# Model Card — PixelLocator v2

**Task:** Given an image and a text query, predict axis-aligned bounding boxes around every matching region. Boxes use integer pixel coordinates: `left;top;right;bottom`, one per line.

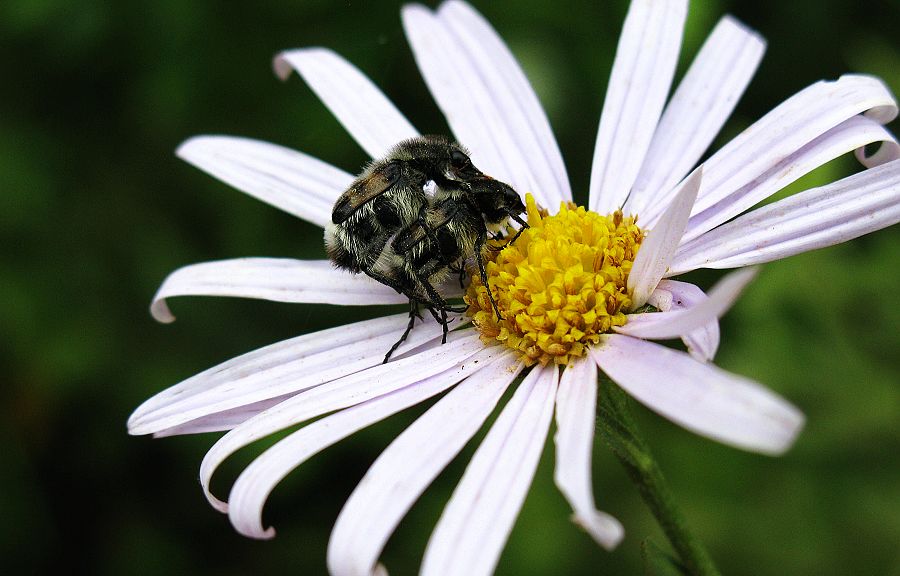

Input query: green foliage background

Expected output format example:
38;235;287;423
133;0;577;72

1;0;897;574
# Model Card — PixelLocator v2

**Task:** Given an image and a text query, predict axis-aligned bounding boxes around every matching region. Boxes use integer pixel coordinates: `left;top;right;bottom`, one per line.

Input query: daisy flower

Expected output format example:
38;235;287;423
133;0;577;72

129;1;899;574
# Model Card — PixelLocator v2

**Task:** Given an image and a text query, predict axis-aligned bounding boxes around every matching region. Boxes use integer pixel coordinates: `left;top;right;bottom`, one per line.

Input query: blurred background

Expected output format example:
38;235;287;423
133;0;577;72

2;0;898;574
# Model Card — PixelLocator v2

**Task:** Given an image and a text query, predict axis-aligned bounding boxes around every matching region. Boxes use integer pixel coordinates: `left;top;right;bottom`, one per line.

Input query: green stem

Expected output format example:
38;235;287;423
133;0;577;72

598;381;722;576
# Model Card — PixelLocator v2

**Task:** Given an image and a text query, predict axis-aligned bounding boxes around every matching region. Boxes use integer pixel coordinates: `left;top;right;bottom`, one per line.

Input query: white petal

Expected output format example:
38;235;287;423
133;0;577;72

131;313;405;421
627;167;702;309
176;135;351;229
626;16;765;216
642;75;897;228
648;280;720;362
227;350;515;540
402;4;565;209
592;335;804;454
618;267;756;339
670;157;900;274
589;0;687;214
150;258;408;323
128;312;452;436
327;351;522;576
678;112;899;242
273;48;419;160
554;359;624;550
200;332;486;512
661;75;897;241
151;396;291;437
421;366;559;576
435;1;571;205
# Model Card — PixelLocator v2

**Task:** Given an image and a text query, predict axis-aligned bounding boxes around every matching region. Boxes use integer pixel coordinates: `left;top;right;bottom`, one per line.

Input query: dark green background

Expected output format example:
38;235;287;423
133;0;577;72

2;0;898;574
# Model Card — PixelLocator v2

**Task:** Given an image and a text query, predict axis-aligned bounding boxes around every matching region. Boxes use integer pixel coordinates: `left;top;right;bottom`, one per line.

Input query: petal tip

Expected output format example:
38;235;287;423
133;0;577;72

762;408;806;456
735;398;805;456
272;47;335;81
401;2;432;27
126;420;150;436
272;51;293;81
235;523;276;540
150;298;176;323
572;511;625;551
720;13;766;45
126;416;145;435
175;135;209;161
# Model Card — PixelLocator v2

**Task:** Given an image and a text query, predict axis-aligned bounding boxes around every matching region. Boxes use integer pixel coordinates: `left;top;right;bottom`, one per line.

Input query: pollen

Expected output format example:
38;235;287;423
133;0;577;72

465;194;644;366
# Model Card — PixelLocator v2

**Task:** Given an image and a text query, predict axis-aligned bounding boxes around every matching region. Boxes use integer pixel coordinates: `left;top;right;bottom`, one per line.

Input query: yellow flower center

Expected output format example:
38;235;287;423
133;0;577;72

465;194;644;366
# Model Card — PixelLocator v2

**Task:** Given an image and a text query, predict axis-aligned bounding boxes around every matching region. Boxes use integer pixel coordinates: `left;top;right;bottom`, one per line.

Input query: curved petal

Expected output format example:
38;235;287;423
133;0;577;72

627;167;702;309
589;0;687;214
670;157;900;274
327;351;522;576
128;312;452;436
421;366;558;576
625;15;765;216
150;258;408;323
227;349;512;540
177;135;351;228
402;4;565;209
200;332;485;512
675;111;900;242
618;267;756;339
592;335;804;454
274;48;419;160
648;280;720;362
640;75;897;237
554;359;624;550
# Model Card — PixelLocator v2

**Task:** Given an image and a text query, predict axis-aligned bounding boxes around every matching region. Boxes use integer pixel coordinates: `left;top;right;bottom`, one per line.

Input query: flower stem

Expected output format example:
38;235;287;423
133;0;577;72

598;380;722;576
